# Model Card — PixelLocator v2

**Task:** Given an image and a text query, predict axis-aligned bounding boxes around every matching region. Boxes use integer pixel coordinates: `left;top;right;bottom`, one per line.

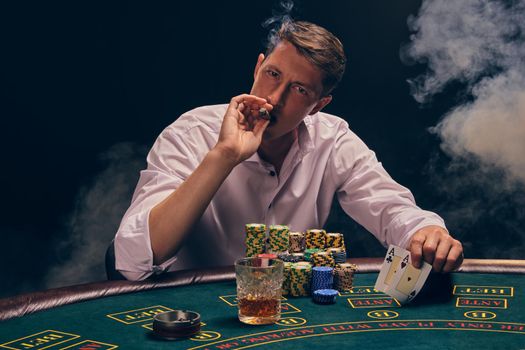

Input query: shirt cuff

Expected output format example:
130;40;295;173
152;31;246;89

393;212;447;250
115;207;178;281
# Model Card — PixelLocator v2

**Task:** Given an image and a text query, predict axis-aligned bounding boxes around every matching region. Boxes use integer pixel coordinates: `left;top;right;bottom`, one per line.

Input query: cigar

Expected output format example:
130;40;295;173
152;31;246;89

259;107;270;120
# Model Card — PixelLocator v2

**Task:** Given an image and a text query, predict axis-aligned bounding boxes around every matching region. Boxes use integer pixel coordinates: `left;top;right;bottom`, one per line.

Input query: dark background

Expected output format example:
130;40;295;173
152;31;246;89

1;0;523;298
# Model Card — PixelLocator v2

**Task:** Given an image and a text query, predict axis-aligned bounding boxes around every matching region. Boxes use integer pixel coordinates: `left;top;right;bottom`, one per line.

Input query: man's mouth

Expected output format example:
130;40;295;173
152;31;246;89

257;107;277;124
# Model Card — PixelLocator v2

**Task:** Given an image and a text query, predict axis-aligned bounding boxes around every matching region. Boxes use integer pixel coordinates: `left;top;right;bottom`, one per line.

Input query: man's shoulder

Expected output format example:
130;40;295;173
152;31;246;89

305;111;355;137
184;104;228;118
166;104;228;135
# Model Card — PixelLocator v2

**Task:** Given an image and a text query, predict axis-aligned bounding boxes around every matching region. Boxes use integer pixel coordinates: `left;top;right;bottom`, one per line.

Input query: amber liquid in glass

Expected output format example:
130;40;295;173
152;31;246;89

238;297;280;324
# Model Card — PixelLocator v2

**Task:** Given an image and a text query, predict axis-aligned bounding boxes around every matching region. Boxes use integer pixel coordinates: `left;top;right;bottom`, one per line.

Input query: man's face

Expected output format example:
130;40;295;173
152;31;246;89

250;41;332;141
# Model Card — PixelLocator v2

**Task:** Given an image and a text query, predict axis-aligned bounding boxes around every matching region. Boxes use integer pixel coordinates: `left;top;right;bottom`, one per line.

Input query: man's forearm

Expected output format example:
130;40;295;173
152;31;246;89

149;148;236;265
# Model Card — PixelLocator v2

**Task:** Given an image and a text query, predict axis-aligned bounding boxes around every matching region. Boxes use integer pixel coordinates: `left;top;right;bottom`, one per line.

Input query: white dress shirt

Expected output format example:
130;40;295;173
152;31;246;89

115;104;445;280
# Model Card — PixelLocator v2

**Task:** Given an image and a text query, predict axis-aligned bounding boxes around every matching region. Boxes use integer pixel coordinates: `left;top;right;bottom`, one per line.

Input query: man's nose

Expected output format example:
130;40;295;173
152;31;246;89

267;83;287;107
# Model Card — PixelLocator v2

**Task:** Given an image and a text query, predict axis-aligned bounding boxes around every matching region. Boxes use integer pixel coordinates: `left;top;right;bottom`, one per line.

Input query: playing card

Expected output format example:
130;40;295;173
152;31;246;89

374;245;410;293
385;251;432;304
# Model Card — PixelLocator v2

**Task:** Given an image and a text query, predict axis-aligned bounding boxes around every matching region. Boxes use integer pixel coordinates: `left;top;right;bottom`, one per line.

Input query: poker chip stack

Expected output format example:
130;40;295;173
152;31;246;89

304;248;322;262
289;262;312;297
312;289;338;304
282;262;293;296
312;251;335;267
305;229;326;249
268;225;290;254
292;252;305;261
327;248;347;264
277;253;301;263
311;266;334;292
325;233;345;249
289;232;306;253
245;224;266;257
243;222;356;298
333;263;358;292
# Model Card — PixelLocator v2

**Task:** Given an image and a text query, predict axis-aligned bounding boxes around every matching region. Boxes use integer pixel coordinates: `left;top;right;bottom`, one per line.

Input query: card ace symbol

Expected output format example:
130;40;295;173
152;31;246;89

386;247;395;264
400;255;409;269
408;290;416;301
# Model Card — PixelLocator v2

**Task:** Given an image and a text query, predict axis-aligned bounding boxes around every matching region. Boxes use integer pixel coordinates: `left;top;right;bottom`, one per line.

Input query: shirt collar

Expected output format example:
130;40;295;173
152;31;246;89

299;114;315;155
245;114;316;163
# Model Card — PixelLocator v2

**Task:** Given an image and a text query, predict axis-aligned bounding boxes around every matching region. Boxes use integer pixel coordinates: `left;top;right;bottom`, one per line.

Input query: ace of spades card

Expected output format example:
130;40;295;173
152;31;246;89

385;250;432;304
374;245;410;293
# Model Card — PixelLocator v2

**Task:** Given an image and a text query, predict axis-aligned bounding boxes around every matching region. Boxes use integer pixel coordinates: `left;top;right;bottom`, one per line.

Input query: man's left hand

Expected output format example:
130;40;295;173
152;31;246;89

409;225;463;273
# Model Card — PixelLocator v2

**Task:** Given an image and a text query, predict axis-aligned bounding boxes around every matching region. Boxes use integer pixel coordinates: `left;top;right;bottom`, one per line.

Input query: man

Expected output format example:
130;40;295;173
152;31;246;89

115;20;463;281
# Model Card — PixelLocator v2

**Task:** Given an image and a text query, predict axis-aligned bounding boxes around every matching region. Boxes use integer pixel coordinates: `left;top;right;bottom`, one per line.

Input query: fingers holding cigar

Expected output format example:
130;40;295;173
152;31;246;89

230;95;273;130
258;107;271;121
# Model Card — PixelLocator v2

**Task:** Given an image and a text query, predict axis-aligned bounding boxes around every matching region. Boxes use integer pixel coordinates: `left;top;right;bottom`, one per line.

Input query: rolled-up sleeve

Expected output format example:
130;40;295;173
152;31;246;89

114;170;182;280
114;119;207;280
330;123;446;249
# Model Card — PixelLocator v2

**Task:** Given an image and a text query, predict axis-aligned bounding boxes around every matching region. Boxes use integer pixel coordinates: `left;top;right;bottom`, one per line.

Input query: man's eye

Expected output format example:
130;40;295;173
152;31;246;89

266;70;279;78
295;86;308;95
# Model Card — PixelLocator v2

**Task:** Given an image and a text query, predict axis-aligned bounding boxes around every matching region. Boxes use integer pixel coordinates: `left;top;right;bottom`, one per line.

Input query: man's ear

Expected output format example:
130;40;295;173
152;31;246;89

254;53;265;80
309;95;333;115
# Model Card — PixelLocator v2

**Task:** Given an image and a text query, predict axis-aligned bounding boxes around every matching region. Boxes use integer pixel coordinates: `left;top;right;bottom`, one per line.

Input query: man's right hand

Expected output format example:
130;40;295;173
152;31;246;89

214;94;273;165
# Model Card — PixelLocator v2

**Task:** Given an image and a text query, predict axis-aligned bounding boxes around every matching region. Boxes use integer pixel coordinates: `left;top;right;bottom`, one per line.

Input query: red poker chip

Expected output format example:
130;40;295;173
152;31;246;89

257;254;277;259
256;253;278;267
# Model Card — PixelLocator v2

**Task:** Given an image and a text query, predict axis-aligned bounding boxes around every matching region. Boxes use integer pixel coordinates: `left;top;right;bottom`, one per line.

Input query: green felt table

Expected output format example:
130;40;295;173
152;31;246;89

1;265;524;350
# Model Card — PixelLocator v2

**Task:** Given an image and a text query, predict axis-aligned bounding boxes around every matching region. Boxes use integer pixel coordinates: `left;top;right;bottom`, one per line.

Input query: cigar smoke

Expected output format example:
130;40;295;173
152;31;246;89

403;0;525;257
44;143;147;288
404;0;525;183
262;0;295;48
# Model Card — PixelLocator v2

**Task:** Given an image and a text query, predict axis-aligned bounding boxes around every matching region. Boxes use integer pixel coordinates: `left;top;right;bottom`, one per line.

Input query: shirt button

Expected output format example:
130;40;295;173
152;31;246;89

269;171;276;176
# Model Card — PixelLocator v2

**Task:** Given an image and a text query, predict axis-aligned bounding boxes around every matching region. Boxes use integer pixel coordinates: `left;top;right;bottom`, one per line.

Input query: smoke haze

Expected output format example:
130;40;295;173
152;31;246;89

404;0;525;258
262;0;295;48
404;0;525;185
44;143;147;288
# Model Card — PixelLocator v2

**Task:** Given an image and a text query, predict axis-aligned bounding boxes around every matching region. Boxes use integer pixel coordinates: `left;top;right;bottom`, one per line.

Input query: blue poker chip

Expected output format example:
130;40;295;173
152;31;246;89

316;289;338;297
312;289;338;304
311;267;334;292
313;267;333;273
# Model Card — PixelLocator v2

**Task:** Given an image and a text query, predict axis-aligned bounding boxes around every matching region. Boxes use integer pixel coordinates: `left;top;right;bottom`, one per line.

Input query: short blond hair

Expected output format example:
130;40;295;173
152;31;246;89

265;20;346;95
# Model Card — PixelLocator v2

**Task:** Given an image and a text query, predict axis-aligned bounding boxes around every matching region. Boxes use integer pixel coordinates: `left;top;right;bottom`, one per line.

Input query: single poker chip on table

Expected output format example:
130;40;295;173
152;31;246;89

312;289;338;304
153;310;201;340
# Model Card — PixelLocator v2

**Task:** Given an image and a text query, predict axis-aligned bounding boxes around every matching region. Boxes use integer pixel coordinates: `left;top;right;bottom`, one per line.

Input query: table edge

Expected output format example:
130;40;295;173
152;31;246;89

1;258;524;321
